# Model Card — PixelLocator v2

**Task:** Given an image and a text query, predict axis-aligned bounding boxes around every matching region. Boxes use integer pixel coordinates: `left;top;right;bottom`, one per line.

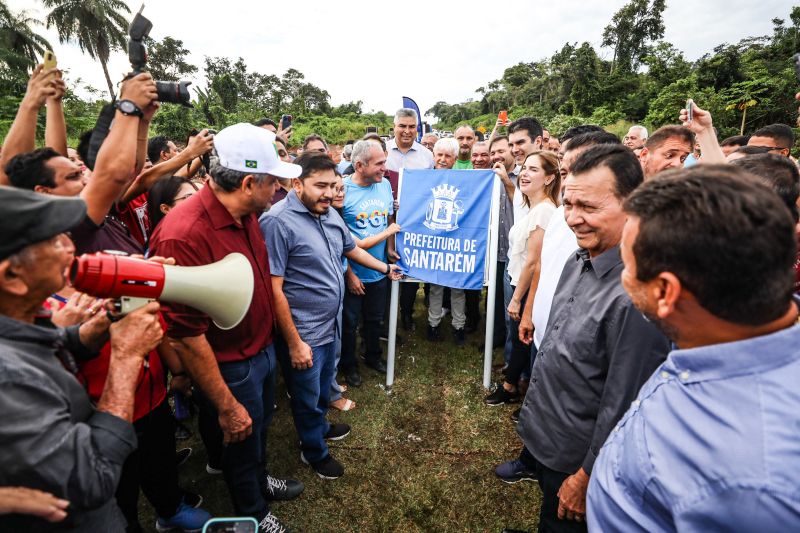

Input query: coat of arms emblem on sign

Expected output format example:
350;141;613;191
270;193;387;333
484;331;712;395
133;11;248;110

424;184;464;231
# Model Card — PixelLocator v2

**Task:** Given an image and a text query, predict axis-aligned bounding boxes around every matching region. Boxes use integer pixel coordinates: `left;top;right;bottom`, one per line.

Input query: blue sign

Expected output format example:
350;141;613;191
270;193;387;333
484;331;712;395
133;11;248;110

397;169;495;290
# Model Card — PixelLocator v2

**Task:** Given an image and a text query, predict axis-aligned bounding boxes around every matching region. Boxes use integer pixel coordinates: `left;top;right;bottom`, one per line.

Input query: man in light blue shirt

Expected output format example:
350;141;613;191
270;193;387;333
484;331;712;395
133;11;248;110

340;140;395;386
588;165;800;531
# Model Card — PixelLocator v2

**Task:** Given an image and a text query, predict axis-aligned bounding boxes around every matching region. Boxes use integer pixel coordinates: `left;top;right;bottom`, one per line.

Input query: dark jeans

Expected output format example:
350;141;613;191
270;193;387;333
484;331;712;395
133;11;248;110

505;285;536;386
519;447;588;533
492;260;508;345
341;277;388;371
282;341;337;463
117;399;182;532
503;269;515;364
196;346;277;519
465;289;481;328
400;281;420;319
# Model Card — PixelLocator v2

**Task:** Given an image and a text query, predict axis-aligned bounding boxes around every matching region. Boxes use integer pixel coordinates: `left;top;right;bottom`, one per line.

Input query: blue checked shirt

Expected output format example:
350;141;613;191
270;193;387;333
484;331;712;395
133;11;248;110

587;323;800;532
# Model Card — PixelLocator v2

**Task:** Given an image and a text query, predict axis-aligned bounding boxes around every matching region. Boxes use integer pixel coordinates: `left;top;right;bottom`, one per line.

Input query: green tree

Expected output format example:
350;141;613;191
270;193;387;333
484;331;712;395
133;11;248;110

568;43;604;116
602;0;666;73
721;79;770;134
0;2;52;71
143;36;197;82
43;0;130;98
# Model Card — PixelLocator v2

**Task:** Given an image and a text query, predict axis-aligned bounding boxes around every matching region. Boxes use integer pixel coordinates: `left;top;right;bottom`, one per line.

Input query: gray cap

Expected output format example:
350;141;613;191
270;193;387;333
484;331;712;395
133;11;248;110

0;186;87;260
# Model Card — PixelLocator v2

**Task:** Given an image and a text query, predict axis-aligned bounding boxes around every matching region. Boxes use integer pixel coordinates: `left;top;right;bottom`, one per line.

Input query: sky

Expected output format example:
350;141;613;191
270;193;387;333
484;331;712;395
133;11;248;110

7;0;795;118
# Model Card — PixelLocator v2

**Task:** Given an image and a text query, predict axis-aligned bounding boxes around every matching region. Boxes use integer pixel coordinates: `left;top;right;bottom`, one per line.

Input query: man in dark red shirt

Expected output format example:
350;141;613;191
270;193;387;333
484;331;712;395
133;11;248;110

149;123;303;530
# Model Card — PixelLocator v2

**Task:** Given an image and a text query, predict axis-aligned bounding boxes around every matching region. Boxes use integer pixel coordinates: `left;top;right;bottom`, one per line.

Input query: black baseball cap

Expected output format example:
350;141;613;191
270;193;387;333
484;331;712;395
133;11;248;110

0;186;87;260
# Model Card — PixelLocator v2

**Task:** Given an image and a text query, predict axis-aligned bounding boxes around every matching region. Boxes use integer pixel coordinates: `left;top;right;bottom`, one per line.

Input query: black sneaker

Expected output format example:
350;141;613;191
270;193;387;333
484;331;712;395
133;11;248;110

182;491;203;509
262;474;304;501
495;458;537;483
324;423;351;441
344;369;362;388
258;511;291;533
301;452;344;480
510;407;521;423
364;358;387;373
174;421;192;441
427;325;440;341
454;327;466;346
175;447;192;467
484;385;519;406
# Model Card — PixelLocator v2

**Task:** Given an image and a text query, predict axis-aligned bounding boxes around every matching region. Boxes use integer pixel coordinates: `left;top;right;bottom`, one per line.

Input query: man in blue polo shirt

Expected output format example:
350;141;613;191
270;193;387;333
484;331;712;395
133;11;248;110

261;154;401;480
340;140;395;387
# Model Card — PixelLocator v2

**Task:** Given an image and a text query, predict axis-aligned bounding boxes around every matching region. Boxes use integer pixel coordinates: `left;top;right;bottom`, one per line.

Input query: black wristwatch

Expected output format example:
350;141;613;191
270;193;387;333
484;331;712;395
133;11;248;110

384;263;391;275
115;99;144;117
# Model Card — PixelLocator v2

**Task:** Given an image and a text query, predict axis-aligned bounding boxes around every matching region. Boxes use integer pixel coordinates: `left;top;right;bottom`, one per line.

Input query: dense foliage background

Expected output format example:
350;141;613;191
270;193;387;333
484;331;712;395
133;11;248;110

1;1;798;147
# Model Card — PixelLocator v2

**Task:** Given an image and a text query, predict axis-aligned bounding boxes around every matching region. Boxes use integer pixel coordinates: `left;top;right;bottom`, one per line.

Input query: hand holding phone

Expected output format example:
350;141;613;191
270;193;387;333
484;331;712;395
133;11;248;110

280;114;292;131
43;50;57;71
498;110;508;125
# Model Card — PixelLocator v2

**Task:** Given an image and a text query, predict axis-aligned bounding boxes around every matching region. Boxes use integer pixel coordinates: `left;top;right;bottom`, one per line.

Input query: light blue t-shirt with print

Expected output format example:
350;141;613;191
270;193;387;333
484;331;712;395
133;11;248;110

342;176;394;283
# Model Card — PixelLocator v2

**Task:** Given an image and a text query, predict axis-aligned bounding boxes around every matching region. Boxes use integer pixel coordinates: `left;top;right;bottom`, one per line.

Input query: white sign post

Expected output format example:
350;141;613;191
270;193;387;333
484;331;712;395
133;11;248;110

385;171;502;392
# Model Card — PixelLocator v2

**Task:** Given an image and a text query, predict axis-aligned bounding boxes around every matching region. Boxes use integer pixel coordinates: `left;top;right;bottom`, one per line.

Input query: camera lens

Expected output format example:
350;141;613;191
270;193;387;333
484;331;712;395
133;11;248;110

155;80;192;106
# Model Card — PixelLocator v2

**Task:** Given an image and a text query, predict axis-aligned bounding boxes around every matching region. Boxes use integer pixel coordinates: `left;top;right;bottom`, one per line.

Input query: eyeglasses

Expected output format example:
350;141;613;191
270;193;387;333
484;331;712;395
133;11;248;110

172;193;194;204
756;146;787;152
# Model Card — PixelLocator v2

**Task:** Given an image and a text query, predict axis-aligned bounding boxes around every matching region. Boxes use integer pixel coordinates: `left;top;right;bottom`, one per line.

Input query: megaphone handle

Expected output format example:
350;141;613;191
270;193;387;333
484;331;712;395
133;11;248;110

118;296;156;314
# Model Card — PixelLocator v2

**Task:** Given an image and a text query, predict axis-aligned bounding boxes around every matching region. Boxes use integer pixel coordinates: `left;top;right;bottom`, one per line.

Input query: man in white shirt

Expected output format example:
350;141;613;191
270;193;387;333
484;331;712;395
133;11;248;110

387;108;434;331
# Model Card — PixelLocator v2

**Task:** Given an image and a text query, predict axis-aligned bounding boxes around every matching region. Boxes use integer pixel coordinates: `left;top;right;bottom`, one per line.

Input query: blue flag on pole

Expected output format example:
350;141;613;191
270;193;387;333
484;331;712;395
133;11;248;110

402;96;423;142
396;169;495;290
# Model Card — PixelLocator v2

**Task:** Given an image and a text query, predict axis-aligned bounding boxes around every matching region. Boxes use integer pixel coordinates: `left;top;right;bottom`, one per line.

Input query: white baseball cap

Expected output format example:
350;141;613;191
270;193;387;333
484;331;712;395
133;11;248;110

214;123;301;179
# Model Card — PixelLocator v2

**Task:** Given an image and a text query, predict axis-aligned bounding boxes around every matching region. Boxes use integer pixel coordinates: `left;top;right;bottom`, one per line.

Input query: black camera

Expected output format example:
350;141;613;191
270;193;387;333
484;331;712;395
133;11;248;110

128;5;191;106
83;5;192;170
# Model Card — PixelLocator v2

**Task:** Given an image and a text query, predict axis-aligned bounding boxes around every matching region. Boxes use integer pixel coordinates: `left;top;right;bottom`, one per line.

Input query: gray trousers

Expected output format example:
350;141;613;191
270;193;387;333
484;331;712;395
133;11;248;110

428;285;466;329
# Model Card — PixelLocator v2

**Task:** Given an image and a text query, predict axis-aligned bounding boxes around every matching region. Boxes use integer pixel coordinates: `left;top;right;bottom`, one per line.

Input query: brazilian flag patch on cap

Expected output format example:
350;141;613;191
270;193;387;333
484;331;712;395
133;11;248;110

245;160;257;169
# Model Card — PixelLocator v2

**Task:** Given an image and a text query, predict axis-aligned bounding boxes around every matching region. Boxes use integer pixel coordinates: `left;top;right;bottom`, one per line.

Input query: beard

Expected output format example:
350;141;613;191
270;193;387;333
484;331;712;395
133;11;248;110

639;307;679;344
300;191;330;214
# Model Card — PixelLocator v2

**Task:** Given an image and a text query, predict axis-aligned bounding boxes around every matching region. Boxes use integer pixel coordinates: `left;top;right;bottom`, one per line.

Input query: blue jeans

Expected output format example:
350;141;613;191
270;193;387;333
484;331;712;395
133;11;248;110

286;341;337;463
197;346;276;520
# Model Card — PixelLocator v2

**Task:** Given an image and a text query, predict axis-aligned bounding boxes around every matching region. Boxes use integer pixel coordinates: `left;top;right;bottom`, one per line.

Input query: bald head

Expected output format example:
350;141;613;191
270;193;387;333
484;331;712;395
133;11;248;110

455;125;476;160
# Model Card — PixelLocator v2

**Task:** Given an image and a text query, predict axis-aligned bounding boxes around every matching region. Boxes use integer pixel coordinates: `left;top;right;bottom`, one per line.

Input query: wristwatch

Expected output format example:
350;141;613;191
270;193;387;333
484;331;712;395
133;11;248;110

115;99;144;117
384;263;391;275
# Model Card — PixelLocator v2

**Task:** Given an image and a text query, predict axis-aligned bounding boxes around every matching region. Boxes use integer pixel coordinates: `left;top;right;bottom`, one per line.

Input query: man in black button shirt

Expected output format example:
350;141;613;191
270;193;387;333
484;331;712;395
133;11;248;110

495;144;670;532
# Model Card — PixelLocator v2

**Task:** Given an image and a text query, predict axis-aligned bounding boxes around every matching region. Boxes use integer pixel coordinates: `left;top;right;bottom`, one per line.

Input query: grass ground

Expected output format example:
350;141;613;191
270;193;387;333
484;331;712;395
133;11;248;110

140;298;542;532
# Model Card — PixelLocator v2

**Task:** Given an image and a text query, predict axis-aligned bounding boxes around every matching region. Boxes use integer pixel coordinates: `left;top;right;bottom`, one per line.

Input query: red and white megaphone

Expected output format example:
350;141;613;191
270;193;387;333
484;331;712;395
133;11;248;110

70;252;254;330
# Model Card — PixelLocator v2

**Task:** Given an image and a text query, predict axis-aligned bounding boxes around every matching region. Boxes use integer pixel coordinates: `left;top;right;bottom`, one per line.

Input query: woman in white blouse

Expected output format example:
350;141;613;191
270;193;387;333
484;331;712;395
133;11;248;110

485;150;560;405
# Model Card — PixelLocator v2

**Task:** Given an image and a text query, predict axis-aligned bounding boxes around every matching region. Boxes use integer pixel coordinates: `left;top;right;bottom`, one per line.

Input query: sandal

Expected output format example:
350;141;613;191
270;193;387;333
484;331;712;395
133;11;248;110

330;398;356;411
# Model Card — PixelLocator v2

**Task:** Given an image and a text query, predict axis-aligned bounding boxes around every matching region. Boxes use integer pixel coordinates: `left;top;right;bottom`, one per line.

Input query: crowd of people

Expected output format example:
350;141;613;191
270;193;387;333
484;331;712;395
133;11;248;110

0;61;798;533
